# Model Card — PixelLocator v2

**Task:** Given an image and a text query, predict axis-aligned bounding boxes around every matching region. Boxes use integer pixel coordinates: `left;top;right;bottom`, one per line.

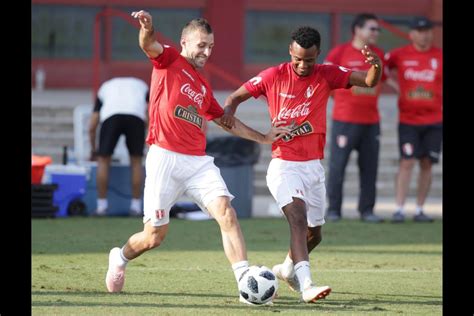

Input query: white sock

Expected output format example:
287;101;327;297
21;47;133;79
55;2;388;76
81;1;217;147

281;254;295;278
415;205;423;215
115;246;129;268
130;198;142;212
97;198;108;212
294;261;312;291
395;205;404;214
232;260;249;282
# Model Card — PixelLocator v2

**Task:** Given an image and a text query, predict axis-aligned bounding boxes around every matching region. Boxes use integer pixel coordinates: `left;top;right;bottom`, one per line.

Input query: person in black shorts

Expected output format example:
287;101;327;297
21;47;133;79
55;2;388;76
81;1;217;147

89;76;149;216
395;122;442;221
385;17;442;222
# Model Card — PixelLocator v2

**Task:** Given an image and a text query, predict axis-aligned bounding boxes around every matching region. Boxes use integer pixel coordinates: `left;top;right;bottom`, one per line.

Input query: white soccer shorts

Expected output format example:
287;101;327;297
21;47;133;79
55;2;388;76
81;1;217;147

143;145;234;226
266;158;326;227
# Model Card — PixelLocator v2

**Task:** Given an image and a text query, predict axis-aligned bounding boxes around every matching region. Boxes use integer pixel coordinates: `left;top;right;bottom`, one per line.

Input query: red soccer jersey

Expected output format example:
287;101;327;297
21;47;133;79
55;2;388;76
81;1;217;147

244;62;352;161
385;44;443;125
325;43;386;123
146;45;224;155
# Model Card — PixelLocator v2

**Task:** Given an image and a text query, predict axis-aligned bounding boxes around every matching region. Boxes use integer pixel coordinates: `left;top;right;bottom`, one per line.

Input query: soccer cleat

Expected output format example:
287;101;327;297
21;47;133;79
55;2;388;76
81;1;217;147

93;208;107;217
301;285;332;303
361;212;384;223
105;247;126;292
391;211;405;223
272;264;300;292
326;210;342;222
239;294;274;306
413;212;434;223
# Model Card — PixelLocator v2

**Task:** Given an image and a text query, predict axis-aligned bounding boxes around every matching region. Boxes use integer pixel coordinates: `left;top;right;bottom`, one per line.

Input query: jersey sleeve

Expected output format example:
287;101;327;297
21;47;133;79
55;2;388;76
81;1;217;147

322;64;353;90
149;45;180;69
243;67;276;98
204;95;225;121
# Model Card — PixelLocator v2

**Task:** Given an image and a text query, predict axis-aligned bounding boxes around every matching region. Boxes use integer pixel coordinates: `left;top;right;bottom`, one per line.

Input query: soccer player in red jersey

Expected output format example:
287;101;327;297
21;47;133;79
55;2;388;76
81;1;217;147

105;10;290;303
385;17;442;223
221;26;382;303
324;13;386;223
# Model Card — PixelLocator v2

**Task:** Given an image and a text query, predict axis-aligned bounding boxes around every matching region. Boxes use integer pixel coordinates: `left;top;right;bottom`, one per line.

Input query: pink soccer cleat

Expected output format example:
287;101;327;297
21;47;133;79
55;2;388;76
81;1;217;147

105;247;126;292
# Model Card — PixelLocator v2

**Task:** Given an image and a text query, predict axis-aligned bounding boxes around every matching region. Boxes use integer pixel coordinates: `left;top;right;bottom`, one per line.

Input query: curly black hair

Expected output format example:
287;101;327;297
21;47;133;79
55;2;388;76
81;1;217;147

291;26;321;49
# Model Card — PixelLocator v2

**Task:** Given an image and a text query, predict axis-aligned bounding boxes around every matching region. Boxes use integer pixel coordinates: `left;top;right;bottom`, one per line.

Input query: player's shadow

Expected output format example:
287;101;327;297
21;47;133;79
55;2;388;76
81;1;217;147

32;290;235;299
31;290;441;312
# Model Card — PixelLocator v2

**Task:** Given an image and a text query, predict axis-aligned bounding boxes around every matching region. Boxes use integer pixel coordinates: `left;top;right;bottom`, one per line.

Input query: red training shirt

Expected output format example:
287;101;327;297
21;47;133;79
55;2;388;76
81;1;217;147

385;44;443;125
325;43;386;124
244;62;352;161
146;45;224;155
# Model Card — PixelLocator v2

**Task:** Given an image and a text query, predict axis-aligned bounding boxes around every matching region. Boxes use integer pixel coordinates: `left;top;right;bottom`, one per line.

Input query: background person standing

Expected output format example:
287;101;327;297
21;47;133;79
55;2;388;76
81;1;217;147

89;76;149;216
384;17;442;223
324;13;386;223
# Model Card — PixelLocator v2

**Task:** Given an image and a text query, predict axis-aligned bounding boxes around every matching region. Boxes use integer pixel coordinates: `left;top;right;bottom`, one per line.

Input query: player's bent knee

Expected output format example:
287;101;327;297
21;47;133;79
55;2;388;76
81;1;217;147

312;233;322;246
145;232;166;250
291;215;307;230
285;208;307;228
216;207;239;231
145;236;162;250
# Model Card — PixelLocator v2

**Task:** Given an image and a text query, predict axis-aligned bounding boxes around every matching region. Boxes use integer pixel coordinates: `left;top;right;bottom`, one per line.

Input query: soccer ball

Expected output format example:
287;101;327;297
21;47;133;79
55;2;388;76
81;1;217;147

238;265;278;305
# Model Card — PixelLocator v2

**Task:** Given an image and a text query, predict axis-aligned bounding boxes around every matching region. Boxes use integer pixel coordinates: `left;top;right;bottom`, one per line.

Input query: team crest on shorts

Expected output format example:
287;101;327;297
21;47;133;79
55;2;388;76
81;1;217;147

403;143;414;156
155;209;165;219
337;135;347;148
296;189;304;196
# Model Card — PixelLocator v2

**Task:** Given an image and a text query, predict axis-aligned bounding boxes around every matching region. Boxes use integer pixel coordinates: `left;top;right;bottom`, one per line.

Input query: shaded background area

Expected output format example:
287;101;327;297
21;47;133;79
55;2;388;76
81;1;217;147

31;0;443;214
31;0;442;90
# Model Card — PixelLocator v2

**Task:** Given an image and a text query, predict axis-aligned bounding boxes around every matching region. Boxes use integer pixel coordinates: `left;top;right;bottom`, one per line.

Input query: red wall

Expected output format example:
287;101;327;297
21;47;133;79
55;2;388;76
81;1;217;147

32;0;442;90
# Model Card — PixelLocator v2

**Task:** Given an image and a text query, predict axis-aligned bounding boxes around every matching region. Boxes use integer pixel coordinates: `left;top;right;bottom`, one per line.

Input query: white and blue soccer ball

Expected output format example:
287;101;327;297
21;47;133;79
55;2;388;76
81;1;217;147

238;265;278;305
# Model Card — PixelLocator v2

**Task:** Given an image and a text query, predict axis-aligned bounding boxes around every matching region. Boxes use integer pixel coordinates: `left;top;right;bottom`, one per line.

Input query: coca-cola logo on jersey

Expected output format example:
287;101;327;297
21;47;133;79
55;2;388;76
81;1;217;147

404;68;436;82
276;102;311;120
180;83;204;108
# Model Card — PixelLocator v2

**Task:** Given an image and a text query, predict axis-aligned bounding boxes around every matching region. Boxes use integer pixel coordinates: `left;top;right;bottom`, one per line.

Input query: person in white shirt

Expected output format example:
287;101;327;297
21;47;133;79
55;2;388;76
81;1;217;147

88;76;149;216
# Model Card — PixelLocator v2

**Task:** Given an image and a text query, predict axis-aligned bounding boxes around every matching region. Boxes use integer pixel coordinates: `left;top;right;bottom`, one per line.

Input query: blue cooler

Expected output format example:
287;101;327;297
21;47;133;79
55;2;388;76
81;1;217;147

81;162;144;216
43;164;88;217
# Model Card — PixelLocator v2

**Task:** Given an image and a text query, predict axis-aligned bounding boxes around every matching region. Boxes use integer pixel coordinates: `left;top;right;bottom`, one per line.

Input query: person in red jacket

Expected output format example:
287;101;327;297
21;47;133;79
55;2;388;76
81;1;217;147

385;17;442;223
324;13;386;223
221;26;382;303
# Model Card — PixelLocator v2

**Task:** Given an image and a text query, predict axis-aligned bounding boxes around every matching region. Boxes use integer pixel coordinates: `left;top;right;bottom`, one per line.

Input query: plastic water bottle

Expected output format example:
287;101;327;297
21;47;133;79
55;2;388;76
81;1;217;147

67;147;76;164
62;145;68;165
35;67;45;91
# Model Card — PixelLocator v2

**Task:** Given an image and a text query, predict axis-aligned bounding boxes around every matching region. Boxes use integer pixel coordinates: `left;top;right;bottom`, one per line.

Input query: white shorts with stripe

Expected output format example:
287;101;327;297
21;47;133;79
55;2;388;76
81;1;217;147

143;144;234;226
266;158;326;227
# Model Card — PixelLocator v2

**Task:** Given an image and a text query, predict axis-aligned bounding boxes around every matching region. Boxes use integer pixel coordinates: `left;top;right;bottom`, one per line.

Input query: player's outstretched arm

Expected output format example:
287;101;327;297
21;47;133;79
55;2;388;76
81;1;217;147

349;45;382;88
131;10;163;58
221;85;253;129
213;117;291;144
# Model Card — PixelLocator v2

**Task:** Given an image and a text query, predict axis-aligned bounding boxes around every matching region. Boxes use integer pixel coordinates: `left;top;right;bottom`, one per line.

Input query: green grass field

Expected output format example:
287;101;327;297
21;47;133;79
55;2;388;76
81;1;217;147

32;217;442;315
